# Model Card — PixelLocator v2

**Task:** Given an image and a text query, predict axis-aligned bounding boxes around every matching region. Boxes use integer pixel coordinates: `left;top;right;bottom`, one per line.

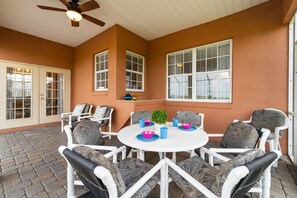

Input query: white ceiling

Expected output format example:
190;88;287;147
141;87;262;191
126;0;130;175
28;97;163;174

0;0;269;47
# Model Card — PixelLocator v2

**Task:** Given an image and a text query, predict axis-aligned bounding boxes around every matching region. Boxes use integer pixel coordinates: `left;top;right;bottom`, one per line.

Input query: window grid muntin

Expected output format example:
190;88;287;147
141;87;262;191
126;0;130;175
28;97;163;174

6;67;32;120
167;39;232;103
126;51;144;91
95;51;108;91
46;72;64;116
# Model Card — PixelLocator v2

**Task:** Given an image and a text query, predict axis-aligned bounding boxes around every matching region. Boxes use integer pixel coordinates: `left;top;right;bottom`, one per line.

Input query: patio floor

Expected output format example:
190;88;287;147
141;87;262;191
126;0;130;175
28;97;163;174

0;125;297;198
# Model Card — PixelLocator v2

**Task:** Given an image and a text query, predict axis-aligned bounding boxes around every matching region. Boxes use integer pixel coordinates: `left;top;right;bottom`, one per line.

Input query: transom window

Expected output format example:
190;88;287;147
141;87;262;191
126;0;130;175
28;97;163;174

167;39;232;102
126;51;144;91
94;51;108;91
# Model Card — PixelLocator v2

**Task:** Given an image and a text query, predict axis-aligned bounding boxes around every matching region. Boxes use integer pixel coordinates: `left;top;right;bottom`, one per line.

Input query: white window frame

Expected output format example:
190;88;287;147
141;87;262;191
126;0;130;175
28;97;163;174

166;39;232;103
126;51;145;92
94;50;108;91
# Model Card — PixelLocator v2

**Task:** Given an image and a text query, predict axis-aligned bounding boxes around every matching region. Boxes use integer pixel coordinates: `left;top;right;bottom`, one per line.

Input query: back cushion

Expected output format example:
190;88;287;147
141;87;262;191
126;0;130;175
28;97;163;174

221;122;259;149
210;149;265;195
251;109;286;135
72;104;86;116
73;120;105;145
176;111;201;127
131;110;152;124
93;106;107;124
102;106;112;125
73;146;126;195
82;104;91;114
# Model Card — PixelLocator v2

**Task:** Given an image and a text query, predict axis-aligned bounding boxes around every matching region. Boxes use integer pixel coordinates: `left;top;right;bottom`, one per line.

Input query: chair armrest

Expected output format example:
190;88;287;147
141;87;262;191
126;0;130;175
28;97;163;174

94;117;110;121
258;128;270;151
101;132;118;136
208;148;250;154
80;112;92;116
78;116;92;121
233;118;251;124
68;114;78;125
61;112;72;118
207;134;224;137
103;146;127;162
71;144;122;163
200;147;231;166
64;125;76;146
70;144;118;151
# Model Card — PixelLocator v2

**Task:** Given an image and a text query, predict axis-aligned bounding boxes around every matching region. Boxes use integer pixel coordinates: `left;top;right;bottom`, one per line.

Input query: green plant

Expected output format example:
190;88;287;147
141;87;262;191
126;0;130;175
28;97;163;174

151;109;168;124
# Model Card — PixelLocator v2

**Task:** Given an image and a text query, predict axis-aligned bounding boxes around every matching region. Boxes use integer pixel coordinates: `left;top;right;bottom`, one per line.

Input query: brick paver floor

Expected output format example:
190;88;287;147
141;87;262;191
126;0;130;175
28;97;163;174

0;124;296;197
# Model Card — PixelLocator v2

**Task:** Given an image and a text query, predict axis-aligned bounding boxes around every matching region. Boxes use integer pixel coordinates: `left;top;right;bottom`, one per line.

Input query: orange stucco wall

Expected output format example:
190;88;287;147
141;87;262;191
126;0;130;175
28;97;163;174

73;25;150;130
148;0;289;153
0;27;74;69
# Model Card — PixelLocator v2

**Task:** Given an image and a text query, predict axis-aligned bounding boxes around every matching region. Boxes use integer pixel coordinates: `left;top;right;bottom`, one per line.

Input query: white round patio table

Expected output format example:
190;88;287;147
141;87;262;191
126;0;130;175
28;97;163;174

118;122;209;161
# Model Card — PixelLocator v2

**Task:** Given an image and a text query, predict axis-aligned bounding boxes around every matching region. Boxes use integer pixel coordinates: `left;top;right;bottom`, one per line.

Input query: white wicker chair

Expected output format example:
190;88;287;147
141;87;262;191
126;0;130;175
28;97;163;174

61;103;93;132
168;149;281;198
240;108;289;167
59;145;162;198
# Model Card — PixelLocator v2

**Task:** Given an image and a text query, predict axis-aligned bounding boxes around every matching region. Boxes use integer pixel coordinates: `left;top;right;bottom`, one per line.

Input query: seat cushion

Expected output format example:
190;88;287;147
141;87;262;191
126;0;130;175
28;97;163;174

251;109;286;138
118;158;159;198
221;121;259;149
73;120;105;145
196;140;236;165
100;136;132;158
169;156;219;198
72;104;86;116
210;149;265;195
131;110;152;125
62;116;78;123
176;111;201;127
73;146;126;196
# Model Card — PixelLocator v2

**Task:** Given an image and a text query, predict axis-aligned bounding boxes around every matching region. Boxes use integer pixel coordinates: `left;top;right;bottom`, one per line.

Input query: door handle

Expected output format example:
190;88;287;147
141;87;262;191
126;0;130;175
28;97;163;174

40;97;44;100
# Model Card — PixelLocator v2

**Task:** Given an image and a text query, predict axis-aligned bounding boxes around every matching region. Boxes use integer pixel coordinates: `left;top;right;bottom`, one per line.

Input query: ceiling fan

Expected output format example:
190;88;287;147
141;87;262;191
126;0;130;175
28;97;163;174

37;0;105;27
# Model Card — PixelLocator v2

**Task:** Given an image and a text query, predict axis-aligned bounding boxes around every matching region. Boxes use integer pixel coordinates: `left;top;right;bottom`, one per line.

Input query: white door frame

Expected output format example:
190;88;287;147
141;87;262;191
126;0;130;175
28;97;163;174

288;17;297;164
0;60;71;129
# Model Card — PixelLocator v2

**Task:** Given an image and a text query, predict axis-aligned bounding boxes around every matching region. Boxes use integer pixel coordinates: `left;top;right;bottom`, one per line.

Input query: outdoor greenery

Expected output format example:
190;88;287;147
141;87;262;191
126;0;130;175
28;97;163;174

151;109;168;124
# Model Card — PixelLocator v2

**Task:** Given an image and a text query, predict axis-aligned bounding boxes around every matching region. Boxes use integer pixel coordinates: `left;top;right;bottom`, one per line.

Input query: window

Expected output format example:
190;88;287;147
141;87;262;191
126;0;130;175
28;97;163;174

126;51;144;91
167;39;232;102
94;51;108;91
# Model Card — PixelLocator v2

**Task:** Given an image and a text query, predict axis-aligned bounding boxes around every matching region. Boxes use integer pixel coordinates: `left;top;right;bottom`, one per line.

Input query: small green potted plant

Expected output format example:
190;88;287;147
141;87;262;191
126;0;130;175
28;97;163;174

152;109;168;135
152;109;168;124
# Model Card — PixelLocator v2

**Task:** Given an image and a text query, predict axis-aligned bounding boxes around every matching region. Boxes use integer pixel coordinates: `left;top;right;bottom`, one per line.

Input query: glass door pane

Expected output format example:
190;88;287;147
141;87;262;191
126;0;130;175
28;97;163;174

46;72;64;116
6;67;32;120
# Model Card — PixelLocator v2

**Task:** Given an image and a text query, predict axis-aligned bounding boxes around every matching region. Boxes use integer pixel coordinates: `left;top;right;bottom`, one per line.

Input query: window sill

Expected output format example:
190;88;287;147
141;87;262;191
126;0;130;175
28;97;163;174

165;100;233;110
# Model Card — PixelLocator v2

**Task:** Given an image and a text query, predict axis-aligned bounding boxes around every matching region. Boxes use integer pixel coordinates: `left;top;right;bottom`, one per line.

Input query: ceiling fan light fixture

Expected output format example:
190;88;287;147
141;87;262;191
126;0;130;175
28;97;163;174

66;10;82;21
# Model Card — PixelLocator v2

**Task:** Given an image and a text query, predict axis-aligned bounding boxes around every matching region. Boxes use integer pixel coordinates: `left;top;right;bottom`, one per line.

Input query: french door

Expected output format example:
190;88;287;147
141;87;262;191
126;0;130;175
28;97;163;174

0;60;70;129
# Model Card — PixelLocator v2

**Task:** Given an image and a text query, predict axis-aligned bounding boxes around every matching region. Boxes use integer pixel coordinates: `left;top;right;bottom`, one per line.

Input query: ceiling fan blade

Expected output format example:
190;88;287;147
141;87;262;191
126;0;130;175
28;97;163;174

78;0;99;12
59;0;71;9
71;20;79;27
82;14;105;26
37;5;66;12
